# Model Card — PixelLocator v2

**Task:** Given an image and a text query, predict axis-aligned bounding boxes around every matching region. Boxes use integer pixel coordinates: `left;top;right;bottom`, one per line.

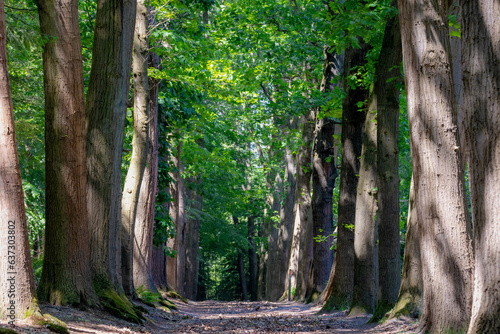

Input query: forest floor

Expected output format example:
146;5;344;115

1;299;419;333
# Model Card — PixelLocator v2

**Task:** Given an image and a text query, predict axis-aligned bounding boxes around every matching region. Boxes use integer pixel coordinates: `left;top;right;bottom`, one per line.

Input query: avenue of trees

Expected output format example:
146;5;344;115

1;0;500;333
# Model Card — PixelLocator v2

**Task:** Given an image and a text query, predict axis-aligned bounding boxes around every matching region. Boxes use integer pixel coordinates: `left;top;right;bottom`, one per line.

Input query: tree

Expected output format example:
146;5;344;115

373;5;402;319
398;0;474;332
322;42;369;312
85;0;136;296
310;48;341;296
0;0;40;318
121;0;150;295
36;0;97;306
462;1;500;332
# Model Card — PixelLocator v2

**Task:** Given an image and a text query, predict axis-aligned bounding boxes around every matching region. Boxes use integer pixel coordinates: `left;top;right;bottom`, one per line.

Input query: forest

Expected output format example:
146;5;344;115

0;0;499;333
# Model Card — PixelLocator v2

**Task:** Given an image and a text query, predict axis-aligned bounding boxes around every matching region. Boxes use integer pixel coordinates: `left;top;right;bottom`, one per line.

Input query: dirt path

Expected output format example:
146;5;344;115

1;300;419;333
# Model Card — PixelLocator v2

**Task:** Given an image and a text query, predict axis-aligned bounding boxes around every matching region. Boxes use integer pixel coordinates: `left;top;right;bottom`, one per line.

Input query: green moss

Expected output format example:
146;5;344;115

387;291;421;319
165;290;188;304
320;295;351;313
305;290;320;304
159;298;178;310
0;328;19;334
93;277;145;324
369;300;394;323
33;314;69;334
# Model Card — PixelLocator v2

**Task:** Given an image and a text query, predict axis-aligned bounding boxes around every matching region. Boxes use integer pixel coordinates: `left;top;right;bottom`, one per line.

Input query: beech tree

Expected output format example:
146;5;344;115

0;0;40;318
36;0;97;306
398;0;474;332
462;1;500;332
85;0;136;297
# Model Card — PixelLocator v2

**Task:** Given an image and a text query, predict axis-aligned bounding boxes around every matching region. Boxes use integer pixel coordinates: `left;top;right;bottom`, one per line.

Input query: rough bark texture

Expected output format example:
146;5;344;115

0;2;40;318
310;48;341;295
121;0;149;295
152;244;167;290
350;78;378;316
35;0;97;306
373;7;402;319
398;0;474;332
86;0;137;292
462;1;500;332
322;43;368;312
288;111;315;301
389;177;422;319
132;0;158;294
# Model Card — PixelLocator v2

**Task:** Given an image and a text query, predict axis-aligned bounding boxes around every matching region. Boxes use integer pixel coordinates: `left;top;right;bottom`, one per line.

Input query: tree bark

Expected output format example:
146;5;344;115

86;0;136;293
311;48;342;295
121;0;150;296
167;140;186;295
131;0;158;294
35;0;97;306
374;6;402;318
462;1;500;332
389;176;422;319
398;0;474;332
322;43;368;312
0;1;40;318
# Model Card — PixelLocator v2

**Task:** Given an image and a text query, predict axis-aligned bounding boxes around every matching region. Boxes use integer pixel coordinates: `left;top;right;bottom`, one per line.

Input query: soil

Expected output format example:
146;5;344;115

0;299;419;333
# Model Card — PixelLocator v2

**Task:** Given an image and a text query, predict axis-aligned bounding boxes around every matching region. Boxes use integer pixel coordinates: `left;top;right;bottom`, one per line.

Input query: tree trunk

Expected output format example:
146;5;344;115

462;1;500;332
184;184;202;300
350;75;377;316
132;0;158;294
399;0;474;332
288;110;315;301
322;43;368;312
247;216;258;301
233;216;248;301
86;0;136;293
0;2;40;318
152;244;167;290
389;176;422;319
35;0;97;306
373;6;403;319
311;48;342;295
167;140;186;295
121;0;150;296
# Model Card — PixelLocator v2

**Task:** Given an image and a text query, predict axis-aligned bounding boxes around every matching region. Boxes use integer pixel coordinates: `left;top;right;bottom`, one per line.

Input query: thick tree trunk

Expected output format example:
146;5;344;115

86;0;136;293
389;177;422;319
121;0;150;296
311;48;342;295
322;43;368;312
152;244;167;290
0;3;40;318
399;1;474;332
288;110;315;301
247;216;258;301
350;76;378;315
462;1;500;332
373;7;403;319
35;0;97;306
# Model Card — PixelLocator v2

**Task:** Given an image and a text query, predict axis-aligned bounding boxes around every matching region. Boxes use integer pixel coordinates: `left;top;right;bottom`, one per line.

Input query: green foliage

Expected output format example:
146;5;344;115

136;285;162;305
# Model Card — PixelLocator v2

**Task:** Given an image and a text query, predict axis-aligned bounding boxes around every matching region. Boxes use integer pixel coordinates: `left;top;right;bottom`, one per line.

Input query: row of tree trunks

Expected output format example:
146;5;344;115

310;47;341;297
321;41;368;312
0;0;40;318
